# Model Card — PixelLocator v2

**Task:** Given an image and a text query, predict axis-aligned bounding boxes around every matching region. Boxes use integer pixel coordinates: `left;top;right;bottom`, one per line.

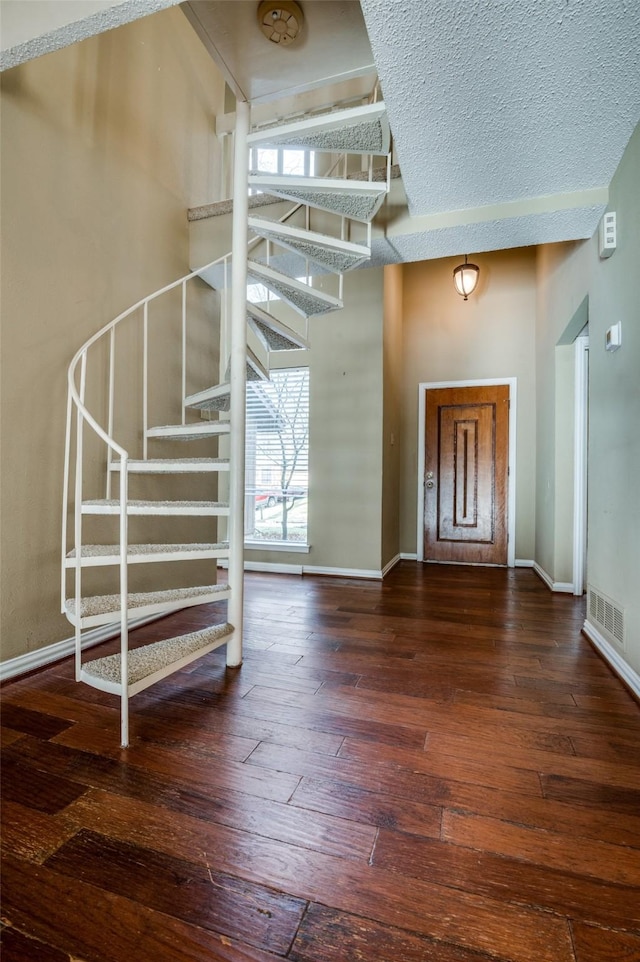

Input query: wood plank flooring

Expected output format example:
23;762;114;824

2;562;639;962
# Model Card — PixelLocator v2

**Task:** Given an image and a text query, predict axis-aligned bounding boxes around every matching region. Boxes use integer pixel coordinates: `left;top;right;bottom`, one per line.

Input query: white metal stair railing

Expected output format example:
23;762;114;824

62;255;239;748
240;98;391;332
199;97;392;369
62;94;390;748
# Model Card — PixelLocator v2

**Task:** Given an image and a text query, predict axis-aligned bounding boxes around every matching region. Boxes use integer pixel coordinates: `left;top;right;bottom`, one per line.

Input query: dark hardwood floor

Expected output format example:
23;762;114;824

2;562;640;962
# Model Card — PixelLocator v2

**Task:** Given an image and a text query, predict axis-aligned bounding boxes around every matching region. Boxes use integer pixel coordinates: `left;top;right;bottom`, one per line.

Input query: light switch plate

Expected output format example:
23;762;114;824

605;322;622;352
599;211;616;258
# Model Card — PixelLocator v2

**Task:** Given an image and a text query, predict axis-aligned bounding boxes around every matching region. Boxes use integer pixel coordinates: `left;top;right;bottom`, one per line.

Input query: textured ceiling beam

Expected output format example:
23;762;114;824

371;204;609;267
0;0;181;72
379;184;610;241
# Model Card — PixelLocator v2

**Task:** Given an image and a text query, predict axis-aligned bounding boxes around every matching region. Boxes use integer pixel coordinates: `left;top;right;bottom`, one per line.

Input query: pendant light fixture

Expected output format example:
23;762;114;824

453;254;480;300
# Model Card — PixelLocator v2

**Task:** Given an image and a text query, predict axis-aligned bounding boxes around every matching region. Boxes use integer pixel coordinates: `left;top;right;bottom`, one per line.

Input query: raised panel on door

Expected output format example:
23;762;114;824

424;385;509;565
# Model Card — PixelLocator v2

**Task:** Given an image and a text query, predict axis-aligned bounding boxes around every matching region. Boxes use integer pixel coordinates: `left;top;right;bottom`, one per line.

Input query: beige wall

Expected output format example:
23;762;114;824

398;249;538;560
536;122;640;678
381;263;403;568
244;266;386;574
588;123;640;676
1;7;225;661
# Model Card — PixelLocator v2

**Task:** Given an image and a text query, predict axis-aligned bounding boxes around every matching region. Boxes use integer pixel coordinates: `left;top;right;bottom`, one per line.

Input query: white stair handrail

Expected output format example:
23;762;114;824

66;255;230;445
62;253;231;618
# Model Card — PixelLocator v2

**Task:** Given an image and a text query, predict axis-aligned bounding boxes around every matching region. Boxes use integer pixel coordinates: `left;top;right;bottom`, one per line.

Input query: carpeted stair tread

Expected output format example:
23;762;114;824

247;176;387;224
247;261;342;318
250;318;307;352
83;622;233;686
224;350;269;384
246;305;309;353
110;458;230;472
185;383;231;413
146;422;231;441
67;542;228;558
247;102;390;156
82;499;229;513
248;217;371;274
66;584;229;619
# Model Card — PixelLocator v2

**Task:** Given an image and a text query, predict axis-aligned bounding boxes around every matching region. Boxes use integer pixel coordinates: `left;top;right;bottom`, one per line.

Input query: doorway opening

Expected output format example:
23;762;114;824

573;332;589;595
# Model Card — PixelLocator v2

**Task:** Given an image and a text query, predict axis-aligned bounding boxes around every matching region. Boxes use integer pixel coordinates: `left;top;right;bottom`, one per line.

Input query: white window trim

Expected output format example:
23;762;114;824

245;540;310;553
245;367;310;549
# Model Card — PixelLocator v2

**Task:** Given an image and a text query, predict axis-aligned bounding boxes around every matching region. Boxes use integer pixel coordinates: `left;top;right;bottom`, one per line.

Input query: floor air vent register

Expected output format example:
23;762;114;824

587;585;625;649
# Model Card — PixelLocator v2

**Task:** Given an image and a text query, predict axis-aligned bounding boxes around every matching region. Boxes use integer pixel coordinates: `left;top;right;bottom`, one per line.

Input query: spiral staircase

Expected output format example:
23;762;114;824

62;98;391;746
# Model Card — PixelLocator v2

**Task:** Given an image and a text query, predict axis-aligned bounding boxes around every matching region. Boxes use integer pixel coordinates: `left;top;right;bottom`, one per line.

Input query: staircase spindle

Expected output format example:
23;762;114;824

143;302;149;461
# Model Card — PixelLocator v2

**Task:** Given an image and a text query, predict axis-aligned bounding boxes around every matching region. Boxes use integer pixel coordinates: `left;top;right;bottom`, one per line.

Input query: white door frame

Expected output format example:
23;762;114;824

572;335;589;595
417;379;517;567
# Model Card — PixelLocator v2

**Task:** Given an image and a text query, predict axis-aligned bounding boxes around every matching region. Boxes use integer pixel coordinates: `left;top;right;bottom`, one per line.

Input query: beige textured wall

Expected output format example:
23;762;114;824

243;266;386;574
536;122;640;677
1;8;225;661
589;123;640;674
381;263;403;568
399;249;538;560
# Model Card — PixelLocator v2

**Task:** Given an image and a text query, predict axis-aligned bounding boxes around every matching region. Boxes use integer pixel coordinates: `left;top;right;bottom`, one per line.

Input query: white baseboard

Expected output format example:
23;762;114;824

239;560;303;575
515;558;534;567
304;563;381;580
381;554;401;577
0;614;163;682
583;619;640;700
219;560;384;579
533;562;574;593
400;552;418;561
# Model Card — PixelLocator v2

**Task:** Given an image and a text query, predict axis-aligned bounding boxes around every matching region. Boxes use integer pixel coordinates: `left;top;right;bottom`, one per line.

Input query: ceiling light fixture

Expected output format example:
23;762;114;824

453;255;480;301
257;1;304;46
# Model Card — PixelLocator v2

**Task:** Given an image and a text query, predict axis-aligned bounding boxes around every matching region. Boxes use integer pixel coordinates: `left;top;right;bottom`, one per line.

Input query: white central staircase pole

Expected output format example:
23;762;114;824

226;98;249;667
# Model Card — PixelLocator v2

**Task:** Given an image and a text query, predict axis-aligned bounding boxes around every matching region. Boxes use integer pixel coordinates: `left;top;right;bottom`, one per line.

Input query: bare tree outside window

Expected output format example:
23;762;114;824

246;368;309;543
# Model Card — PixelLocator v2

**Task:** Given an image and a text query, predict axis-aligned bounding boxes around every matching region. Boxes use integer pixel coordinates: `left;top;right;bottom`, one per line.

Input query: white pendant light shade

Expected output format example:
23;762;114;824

453;255;480;300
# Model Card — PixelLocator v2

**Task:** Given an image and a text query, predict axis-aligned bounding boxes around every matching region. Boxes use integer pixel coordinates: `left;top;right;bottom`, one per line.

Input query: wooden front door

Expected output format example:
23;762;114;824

424;385;509;565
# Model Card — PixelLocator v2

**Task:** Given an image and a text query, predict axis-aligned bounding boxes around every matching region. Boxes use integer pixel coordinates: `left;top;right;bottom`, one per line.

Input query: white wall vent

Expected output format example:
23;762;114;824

587;585;625;649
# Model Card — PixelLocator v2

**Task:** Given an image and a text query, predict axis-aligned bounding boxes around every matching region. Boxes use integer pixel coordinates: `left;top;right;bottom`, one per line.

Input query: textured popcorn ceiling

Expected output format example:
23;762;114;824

14;1;638;258
195;0;639;256
360;0;640;228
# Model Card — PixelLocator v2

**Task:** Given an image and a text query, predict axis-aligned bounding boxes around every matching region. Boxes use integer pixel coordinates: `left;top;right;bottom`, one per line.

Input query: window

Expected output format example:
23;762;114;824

249;146;315;195
245;368;309;545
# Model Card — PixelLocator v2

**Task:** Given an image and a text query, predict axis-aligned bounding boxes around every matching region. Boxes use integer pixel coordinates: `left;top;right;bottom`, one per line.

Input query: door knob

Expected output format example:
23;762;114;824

426;479;434;489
